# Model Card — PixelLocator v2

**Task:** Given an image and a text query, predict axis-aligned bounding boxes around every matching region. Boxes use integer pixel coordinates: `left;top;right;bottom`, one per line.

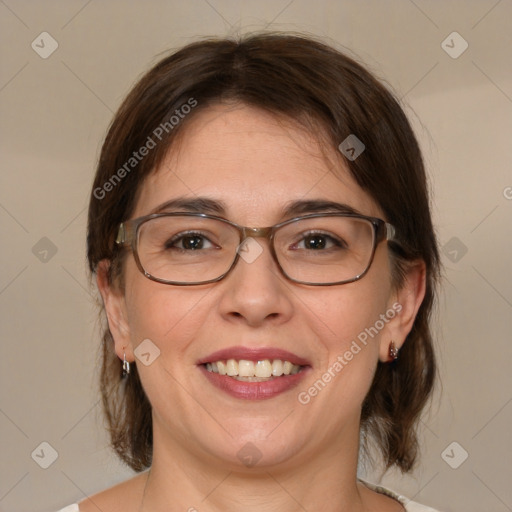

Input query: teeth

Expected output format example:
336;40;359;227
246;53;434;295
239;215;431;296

238;360;254;377
233;375;273;382
272;359;283;376
217;361;227;375
255;360;272;378
226;359;238;376
205;358;302;378
283;361;293;375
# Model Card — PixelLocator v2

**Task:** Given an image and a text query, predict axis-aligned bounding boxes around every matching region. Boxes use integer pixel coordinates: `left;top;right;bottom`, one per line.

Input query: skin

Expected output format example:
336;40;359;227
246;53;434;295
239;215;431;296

89;104;426;512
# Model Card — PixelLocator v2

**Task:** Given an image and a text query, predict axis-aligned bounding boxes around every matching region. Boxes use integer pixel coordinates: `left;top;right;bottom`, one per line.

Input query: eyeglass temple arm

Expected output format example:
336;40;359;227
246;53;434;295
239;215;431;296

115;222;137;246
385;222;396;241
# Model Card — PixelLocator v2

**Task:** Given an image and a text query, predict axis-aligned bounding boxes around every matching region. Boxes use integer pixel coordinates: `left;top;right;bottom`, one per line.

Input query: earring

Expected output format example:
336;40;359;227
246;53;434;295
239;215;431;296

388;341;399;362
122;352;131;377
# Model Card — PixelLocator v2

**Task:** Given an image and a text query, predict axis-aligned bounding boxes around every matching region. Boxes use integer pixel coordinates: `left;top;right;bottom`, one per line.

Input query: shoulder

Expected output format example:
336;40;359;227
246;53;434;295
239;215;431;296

73;472;148;512
359;479;443;512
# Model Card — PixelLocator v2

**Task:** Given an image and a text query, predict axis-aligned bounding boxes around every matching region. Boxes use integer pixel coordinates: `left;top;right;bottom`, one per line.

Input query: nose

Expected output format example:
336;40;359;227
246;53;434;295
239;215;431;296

217;237;294;327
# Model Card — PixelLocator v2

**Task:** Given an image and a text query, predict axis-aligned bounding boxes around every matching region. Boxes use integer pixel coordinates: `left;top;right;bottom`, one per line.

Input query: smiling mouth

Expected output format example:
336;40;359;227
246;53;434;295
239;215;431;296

203;359;305;382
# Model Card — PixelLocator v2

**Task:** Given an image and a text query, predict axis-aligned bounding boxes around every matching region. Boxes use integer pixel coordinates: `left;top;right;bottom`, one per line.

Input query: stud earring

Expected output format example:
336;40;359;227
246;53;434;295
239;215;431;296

122;352;131;377
388;341;399;362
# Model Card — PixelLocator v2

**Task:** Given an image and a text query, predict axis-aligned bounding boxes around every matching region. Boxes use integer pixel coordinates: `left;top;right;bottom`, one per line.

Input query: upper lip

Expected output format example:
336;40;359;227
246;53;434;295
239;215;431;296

197;346;311;367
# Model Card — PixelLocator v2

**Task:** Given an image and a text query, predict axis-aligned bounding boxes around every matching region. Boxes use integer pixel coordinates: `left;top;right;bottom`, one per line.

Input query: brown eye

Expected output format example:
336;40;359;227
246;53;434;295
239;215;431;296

303;234;328;249
292;232;345;251
166;233;214;250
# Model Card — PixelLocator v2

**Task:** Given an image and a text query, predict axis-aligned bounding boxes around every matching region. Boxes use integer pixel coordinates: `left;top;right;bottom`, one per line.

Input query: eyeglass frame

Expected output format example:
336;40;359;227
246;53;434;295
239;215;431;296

115;211;396;286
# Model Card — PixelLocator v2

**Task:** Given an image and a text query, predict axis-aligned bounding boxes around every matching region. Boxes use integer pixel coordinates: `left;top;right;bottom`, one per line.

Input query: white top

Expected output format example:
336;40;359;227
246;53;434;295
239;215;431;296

361;480;441;511
56;480;441;511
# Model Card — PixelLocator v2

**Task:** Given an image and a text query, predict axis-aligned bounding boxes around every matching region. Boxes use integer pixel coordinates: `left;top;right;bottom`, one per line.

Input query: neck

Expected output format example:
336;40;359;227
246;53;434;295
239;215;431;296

139;417;366;512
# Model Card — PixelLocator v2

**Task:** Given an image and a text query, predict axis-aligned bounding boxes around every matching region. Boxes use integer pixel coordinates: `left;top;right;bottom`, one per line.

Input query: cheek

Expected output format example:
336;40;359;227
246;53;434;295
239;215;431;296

299;276;392;352
294;288;388;423
295;257;393;399
122;260;210;351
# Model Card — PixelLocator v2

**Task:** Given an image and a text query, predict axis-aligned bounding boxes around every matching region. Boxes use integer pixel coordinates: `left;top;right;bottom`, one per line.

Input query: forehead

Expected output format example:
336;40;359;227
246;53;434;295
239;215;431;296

133;104;380;222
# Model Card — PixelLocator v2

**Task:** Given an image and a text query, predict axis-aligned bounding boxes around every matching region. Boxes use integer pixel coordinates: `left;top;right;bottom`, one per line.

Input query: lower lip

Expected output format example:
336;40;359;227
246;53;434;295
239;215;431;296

199;365;310;400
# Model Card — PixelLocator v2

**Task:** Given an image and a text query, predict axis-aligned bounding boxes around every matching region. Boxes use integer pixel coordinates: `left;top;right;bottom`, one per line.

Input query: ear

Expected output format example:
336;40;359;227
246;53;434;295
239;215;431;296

378;260;426;362
96;259;134;362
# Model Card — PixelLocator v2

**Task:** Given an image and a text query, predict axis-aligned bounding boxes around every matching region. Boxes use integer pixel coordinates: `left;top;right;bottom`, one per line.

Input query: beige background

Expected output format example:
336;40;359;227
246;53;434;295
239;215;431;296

1;1;511;511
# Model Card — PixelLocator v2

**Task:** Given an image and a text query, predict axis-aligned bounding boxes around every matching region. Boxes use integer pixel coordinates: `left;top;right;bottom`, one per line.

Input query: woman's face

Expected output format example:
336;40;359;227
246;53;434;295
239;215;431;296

105;104;411;471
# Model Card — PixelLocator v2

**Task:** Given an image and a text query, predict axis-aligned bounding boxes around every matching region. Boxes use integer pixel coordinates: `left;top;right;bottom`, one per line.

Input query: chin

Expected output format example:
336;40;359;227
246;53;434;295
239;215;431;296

204;428;308;471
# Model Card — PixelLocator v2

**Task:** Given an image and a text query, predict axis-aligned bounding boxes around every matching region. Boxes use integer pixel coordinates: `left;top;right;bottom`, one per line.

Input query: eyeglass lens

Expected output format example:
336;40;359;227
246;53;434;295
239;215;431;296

135;215;376;285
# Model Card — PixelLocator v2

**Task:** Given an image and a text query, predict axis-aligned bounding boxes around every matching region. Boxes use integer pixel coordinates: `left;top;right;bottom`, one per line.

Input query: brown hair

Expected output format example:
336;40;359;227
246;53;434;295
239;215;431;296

87;32;440;473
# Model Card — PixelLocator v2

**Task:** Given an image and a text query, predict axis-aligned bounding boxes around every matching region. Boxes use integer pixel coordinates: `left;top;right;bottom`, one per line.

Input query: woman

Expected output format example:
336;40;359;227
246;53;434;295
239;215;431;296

60;33;442;511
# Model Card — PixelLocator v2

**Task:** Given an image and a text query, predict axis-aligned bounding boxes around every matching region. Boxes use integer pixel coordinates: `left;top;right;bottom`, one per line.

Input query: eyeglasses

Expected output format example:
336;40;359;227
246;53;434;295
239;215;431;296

115;212;396;286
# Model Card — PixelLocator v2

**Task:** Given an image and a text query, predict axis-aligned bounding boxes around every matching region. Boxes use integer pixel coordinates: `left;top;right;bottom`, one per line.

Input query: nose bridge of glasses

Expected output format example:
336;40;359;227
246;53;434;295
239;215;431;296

241;226;273;240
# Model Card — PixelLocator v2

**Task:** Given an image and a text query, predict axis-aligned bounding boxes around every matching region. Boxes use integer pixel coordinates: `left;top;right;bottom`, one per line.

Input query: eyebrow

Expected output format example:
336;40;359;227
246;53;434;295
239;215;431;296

150;197;362;219
151;197;228;215
282;199;363;217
